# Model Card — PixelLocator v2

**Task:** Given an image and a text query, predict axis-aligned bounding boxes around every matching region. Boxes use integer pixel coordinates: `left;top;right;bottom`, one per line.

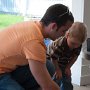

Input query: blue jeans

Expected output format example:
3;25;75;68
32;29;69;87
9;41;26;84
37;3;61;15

0;60;55;90
0;73;24;90
52;67;73;90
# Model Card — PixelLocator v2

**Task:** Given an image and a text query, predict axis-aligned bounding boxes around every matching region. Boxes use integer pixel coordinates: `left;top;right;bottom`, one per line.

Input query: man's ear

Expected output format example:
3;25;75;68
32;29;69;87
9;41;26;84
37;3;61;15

51;23;57;31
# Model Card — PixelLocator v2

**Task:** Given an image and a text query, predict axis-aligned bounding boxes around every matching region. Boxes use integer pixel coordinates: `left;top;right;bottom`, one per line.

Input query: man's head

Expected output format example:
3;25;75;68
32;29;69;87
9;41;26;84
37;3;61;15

65;22;87;49
40;4;74;40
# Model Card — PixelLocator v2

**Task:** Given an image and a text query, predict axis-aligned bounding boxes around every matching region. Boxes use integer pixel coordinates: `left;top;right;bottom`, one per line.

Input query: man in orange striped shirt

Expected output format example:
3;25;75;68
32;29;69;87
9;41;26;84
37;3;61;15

0;4;74;90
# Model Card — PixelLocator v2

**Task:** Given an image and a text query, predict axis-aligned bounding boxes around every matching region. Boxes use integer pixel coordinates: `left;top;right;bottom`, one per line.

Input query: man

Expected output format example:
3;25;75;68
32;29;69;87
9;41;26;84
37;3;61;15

0;4;74;90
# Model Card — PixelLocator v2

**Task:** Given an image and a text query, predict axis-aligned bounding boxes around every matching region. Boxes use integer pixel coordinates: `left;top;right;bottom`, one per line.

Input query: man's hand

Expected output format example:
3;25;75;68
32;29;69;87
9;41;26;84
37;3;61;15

28;59;60;90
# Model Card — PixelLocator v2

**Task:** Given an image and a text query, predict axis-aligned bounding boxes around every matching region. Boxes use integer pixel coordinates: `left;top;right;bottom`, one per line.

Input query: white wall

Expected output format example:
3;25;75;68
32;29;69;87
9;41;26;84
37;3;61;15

71;0;84;85
72;0;84;22
84;0;90;38
71;0;90;85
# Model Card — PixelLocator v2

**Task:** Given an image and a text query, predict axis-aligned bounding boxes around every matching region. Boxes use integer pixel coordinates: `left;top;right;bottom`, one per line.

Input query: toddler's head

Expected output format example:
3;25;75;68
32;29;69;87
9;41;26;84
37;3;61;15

65;22;87;49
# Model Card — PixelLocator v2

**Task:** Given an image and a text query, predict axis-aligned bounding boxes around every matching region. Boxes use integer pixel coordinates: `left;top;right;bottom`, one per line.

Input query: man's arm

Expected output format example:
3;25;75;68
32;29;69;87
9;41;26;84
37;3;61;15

28;59;60;90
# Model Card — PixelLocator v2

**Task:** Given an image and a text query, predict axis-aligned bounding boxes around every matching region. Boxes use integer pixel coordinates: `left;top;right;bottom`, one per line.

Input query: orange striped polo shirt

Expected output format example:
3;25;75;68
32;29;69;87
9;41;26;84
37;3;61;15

0;21;46;74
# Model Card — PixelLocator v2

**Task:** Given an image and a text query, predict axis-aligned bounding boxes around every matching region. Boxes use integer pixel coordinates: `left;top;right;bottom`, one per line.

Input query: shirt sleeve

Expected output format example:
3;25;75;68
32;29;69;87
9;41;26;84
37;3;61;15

22;40;46;63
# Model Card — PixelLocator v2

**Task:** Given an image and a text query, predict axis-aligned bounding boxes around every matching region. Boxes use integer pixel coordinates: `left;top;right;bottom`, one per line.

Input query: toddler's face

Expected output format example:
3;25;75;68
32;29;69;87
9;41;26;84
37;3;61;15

67;37;81;49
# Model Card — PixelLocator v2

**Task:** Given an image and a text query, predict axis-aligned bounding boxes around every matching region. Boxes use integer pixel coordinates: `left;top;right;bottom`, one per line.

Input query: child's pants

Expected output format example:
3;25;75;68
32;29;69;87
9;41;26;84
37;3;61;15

52;66;73;90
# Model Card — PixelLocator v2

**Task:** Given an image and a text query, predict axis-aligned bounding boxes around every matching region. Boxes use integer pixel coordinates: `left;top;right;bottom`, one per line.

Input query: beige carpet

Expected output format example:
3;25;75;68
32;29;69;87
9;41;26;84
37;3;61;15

73;84;90;90
37;84;90;90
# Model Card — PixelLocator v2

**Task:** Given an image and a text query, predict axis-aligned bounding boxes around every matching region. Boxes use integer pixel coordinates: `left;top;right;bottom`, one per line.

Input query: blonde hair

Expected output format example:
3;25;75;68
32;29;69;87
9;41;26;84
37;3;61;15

66;22;87;43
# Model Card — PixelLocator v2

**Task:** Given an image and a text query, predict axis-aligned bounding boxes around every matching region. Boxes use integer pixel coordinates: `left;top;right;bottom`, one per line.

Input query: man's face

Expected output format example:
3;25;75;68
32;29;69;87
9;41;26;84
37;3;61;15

51;21;73;40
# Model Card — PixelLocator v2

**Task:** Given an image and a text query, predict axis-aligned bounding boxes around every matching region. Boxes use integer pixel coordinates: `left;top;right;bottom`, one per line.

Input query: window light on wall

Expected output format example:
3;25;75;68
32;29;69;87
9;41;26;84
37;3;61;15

24;0;72;20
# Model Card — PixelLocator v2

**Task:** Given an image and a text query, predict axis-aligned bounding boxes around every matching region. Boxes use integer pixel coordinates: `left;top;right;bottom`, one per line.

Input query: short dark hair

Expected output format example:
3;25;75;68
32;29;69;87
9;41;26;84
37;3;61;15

40;4;74;28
